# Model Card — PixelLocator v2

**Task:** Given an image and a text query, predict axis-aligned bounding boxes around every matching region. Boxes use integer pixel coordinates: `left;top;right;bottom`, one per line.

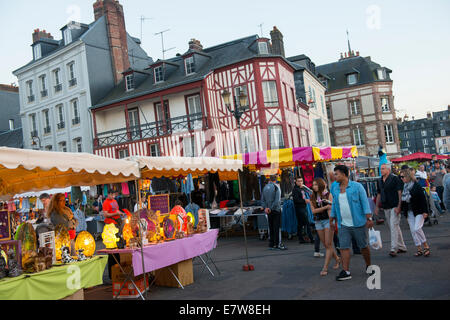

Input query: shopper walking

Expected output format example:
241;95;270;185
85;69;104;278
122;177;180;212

375;163;407;257
330;165;373;281
310;178;340;276
430;161;446;210
262;175;287;250
443;164;450;212
400;167;431;257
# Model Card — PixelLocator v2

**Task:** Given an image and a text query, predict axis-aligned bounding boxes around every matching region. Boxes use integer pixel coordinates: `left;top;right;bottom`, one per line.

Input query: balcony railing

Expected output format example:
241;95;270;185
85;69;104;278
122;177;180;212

54;84;62;92
57;122;65;130
44;126;51;134
28;95;35;103
94;112;207;148
30;130;38;138
69;78;77;87
41;90;48;98
72;117;80;125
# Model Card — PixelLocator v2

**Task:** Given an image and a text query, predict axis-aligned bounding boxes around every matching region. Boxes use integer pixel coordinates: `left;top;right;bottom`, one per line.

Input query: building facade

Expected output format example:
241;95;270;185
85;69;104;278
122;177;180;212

12;0;151;153
91;32;311;159
397;106;450;154
0;84;23;148
316;50;401;158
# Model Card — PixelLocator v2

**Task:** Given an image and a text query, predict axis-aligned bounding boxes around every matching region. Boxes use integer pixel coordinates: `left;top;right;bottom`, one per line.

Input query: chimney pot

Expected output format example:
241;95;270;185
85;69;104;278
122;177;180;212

270;26;285;57
188;38;203;51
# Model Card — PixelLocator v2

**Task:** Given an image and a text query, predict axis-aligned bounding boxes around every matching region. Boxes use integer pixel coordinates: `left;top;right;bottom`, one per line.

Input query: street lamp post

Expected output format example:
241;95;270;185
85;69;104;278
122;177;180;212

221;89;254;271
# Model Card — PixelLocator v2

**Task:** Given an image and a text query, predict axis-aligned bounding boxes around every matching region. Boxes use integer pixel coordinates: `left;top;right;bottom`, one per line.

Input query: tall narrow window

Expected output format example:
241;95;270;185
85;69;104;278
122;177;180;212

40;75;47;97
314;119;324;143
185;56;195;75
128;108;140;139
183;135;196;157
187;95;202;130
33;44;42;60
59;141;67;152
350;99;361;116
125;74;134;91
118;148;129;159
149;144;160;157
73;138;82;152
64;28;72;45
384;124;394;143
53;69;62;92
72;100;80;125
154;66;164;83
9;119;14;131
30;114;37;137
240;130;256;153
320;95;325;115
377;68;386;80
262;81;279;107
353;127;364;146
27;81;34;102
326;104;332;120
269;126;284;149
381;96;390;112
57;105;65;129
68;62;76;86
43;110;51;134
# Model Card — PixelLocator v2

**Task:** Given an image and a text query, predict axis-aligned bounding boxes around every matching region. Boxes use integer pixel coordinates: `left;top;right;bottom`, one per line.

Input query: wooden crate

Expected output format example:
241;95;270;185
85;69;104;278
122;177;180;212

112;277;149;299
154;259;193;288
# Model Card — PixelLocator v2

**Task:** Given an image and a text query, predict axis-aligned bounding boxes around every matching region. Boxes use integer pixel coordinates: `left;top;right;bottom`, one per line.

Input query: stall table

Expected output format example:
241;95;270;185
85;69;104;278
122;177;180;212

97;229;219;299
0;255;108;300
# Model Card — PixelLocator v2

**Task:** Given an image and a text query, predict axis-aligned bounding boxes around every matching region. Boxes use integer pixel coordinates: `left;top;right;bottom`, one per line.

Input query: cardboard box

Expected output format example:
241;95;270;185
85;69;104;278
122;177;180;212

112;277;149;299
154;259;193;288
111;263;133;283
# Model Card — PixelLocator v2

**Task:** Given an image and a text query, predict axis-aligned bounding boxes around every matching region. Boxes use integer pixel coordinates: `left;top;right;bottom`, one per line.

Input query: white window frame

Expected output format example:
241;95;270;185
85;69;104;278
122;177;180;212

381;96;390;112
183;135;196;157
30;114;37;132
384;124;394;144
240;130;256;153
53;69;61;85
9;119;14;131
59;141;67;152
353;127;364;146
43;110;50;132
377;68;386;80
350;99;361;116
73;138;82;153
187;94;203;130
125;74;134;91
118;148;129;159
33;44;41;60
423;139;428;146
40;74;47;92
64;28;72;45
347;73;357;85
27;80;34;97
185;56;195;75
443;139;447;145
258;41;269;55
57;105;64;127
441;129;446;136
68;62;75;81
149;143;160;157
269;126;284;149
262;81;279;107
154;66;164;83
445;146;448;153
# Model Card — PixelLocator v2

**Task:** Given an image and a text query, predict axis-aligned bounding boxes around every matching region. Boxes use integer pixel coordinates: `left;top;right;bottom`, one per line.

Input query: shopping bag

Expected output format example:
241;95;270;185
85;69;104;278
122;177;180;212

369;227;382;250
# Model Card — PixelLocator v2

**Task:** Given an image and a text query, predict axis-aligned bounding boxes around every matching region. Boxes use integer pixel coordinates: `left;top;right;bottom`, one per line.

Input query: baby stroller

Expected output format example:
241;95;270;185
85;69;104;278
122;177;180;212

424;189;439;226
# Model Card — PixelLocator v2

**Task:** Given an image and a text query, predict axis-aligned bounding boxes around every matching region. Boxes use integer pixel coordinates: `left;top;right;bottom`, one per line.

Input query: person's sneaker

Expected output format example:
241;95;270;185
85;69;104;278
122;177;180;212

276;244;287;250
336;270;352;281
314;252;324;257
389;250;397;257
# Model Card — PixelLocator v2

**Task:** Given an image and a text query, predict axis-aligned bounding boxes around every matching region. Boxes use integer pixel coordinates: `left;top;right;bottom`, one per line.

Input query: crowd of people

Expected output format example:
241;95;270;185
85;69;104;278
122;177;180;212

260;157;450;281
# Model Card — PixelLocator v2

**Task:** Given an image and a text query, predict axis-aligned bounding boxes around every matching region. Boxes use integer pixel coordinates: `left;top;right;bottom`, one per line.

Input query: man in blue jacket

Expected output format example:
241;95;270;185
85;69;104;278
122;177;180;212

330;165;374;281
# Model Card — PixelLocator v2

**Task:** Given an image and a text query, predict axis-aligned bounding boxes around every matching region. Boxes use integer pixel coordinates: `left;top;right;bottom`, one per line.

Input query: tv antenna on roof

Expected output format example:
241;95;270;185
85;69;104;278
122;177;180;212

140;16;154;43
155;29;175;60
258;23;264;37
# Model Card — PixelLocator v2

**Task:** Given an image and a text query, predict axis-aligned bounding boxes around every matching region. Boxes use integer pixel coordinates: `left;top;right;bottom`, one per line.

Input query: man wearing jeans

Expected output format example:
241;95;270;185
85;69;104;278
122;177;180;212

330;165;373;281
261;175;287;250
375;163;406;257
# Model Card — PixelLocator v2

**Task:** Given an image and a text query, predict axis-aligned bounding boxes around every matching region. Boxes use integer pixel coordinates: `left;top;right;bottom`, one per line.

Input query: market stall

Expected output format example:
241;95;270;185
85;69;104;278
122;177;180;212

391;152;449;163
0;147;141;300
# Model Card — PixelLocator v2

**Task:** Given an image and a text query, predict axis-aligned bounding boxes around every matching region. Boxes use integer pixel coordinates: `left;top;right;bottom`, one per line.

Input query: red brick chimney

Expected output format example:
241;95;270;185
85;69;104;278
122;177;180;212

188;39;203;51
93;0;130;84
32;29;53;43
270;26;285;57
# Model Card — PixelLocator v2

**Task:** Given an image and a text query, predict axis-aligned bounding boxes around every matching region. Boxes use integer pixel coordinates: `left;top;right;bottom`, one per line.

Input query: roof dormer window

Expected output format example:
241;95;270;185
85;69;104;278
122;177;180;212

125;74;135;91
154;66;164;83
347;73;358;85
185;56;195;75
258;41;269;55
33;44;42;60
64;28;72;45
377;68;386;80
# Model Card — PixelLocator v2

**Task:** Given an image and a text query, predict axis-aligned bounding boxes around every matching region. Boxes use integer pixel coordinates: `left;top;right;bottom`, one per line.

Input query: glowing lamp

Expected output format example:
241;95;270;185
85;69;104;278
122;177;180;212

122;222;134;246
55;225;71;261
102;224;120;249
170;205;186;218
75;231;96;257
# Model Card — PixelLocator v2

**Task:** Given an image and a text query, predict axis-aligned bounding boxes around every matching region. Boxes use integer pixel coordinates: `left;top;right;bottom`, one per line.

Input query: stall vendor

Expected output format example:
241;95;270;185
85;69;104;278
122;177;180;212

101;191;125;225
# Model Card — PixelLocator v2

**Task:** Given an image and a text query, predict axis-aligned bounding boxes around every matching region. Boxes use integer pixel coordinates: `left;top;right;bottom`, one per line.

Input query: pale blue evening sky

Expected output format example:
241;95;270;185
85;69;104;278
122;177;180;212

1;0;449;118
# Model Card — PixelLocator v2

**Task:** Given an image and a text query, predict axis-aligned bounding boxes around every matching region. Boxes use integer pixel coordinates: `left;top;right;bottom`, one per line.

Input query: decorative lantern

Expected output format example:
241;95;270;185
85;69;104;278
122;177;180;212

170;205;186;218
162;215;176;240
75;231;96;257
122;219;133;247
102;224;120;249
54;225;70;261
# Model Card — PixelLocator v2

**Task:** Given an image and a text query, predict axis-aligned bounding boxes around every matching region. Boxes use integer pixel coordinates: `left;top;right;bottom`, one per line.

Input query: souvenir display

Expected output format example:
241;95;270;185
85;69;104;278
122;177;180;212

170;205;186;217
0;254;6;279
37;247;53;269
1;249;7;264
162;215;176;240
54;225;70;261
77;249;87;261
122;220;134;247
22;250;37;273
14;222;37;252
7;248;22;277
74;231;96;257
102;224;120;249
39;231;56;265
187;212;195;226
61;246;74;264
0;210;11;241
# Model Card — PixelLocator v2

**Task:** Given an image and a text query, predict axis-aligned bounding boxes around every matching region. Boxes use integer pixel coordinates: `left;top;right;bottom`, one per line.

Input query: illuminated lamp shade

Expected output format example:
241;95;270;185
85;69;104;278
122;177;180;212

75;231;96;257
122;218;134;247
54;225;71;261
170;205;186;218
221;89;231;106
239;90;248;107
102;224;120;249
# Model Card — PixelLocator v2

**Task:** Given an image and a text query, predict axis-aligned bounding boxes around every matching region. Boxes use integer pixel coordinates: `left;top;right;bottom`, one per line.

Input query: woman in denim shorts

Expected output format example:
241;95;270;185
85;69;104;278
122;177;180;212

311;178;340;276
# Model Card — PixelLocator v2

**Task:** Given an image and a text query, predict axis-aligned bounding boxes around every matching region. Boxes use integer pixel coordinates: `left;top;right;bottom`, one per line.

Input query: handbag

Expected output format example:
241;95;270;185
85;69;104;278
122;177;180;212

369;227;382;250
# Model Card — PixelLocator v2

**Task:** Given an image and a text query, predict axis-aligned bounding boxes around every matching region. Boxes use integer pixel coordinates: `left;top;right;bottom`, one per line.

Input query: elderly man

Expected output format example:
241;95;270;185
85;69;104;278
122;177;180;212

375;163;407;257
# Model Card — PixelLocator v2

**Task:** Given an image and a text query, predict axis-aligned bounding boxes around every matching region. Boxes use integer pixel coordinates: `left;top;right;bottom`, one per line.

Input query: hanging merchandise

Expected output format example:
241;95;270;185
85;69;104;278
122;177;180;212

314;163;325;180
121;183;130;196
301;164;315;188
281;198;297;234
103;185;108;198
82;192;87;206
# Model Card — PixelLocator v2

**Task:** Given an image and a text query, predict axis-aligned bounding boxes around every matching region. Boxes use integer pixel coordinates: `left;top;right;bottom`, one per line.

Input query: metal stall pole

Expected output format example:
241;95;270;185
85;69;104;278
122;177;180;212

238;171;254;271
135;179;148;299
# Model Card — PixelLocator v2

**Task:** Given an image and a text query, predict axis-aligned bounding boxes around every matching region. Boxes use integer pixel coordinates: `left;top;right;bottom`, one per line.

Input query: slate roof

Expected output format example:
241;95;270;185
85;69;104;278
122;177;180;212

316;55;392;92
0;128;23;148
0;89;21;132
92;35;297;109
